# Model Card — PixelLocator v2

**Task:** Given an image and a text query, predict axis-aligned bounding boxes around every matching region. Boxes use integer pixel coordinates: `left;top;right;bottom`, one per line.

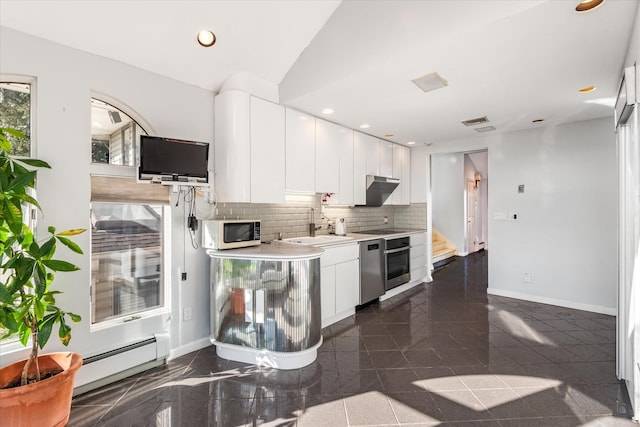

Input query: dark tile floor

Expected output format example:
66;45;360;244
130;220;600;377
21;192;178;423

69;251;636;426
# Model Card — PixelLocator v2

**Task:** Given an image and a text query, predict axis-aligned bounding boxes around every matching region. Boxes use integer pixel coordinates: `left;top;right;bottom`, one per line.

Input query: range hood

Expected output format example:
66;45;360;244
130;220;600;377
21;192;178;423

359;175;400;207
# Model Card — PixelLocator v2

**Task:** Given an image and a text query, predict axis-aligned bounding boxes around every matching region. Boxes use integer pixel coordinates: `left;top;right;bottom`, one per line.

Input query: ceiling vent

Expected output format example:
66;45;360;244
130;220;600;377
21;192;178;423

475;126;496;133
461;116;489;126
412;72;448;93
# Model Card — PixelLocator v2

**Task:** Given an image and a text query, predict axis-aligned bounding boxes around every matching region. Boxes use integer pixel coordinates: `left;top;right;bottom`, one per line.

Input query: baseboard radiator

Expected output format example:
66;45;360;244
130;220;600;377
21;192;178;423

73;332;170;396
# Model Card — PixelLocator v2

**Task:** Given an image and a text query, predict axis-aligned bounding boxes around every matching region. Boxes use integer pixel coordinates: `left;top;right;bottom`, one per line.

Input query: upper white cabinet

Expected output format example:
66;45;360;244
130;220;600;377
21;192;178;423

315;119;341;194
332;127;354;206
392;144;411;205
380;141;393;178
317;120;353;205
214;90;285;203
365;134;381;176
353;132;369;205
250;97;285;203
285;108;315;193
214;90;251;202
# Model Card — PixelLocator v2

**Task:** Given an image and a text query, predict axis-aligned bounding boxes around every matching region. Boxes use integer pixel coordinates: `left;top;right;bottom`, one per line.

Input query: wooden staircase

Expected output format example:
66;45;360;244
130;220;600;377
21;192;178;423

432;230;457;266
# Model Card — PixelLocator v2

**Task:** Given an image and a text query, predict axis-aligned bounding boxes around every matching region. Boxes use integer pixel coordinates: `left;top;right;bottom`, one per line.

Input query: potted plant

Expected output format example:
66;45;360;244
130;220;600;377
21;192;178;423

0;127;85;426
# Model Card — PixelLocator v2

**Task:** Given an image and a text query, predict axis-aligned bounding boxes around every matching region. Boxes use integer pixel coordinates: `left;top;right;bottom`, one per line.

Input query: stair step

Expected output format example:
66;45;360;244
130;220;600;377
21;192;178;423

433;248;457;263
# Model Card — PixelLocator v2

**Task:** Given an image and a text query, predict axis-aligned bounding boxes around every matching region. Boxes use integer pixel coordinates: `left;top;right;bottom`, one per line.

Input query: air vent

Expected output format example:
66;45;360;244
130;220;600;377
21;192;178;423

475;126;496;133
461;116;489;126
412;72;448;93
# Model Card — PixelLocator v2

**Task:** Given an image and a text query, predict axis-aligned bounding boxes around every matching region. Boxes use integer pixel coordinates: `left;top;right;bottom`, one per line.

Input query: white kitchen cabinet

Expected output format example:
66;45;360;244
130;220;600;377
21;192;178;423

380;140;393;178
410;232;428;283
250;97;285;203
365;134;381;176
315;119;341;194
392;144;411;205
214;90;251;202
320;265;336;324
285;108;315;193
325;124;354;206
335;260;359;314
214;90;285;203
353;132;368;205
319;243;359;328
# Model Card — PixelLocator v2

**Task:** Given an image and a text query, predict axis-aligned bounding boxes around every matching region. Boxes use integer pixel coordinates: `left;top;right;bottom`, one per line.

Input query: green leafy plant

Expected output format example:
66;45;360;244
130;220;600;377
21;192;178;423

0;128;85;386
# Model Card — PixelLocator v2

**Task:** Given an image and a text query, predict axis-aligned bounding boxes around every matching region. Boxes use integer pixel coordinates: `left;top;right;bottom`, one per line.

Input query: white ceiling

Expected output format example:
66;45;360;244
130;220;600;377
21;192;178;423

1;0;638;147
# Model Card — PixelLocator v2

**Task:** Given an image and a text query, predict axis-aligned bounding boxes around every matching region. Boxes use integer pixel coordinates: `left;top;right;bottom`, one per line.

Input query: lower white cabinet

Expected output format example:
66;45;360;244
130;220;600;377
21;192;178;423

410;232;428;282
320;243;359;328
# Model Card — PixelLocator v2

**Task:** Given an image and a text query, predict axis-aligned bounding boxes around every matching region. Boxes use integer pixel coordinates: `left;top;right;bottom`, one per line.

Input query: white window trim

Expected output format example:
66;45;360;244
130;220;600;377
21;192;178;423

0;74;36;352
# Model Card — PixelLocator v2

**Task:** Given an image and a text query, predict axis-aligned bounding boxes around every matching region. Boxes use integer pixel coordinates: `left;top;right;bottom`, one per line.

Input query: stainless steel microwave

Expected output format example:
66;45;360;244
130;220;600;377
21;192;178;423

202;220;261;250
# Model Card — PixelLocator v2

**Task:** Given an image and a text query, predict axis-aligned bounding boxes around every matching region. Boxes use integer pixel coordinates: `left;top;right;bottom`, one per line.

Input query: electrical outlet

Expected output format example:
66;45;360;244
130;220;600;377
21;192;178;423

384;216;388;224
183;307;192;321
524;273;532;284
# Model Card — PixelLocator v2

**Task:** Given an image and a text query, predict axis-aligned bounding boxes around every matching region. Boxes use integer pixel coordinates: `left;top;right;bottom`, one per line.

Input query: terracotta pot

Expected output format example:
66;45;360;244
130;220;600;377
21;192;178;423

0;352;82;427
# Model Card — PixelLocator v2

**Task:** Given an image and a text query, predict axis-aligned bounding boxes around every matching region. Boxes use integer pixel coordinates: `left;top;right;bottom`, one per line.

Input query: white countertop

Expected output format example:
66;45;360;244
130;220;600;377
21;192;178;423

206;241;323;260
206;229;427;257
280;229;427;248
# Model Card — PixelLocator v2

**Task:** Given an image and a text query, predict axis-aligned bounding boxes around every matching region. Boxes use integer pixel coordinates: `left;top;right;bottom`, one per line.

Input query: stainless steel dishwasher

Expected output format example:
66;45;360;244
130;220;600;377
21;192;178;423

359;238;385;305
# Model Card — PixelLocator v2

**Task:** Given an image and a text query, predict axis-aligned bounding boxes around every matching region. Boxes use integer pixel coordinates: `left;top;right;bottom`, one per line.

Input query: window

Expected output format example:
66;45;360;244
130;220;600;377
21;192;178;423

91;202;166;323
0;82;31;156
91;98;147;165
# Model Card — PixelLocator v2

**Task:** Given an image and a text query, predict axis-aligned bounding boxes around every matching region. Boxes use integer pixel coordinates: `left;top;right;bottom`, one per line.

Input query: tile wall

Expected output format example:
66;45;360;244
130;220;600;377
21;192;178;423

209;194;426;242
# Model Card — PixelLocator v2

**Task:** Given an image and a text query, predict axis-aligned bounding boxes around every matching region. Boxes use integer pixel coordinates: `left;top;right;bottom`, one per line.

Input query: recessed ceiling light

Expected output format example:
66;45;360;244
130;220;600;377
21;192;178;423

321;108;334;115
197;30;216;47
579;86;596;93
359;124;370;129
385;134;394;138
532;119;544;123
407;141;416;145
575;0;604;12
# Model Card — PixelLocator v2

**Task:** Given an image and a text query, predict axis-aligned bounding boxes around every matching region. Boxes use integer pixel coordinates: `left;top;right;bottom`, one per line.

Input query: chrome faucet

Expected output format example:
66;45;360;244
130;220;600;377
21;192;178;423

309;208;321;237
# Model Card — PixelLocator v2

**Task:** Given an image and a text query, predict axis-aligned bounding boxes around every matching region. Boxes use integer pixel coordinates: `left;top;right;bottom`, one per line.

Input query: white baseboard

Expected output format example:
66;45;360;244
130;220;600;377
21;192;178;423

380;278;426;301
322;308;355;329
168;337;212;360
487;288;616;316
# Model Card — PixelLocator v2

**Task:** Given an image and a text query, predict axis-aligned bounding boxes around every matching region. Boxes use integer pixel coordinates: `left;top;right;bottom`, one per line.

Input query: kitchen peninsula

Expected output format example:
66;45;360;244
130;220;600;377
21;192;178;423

206;243;323;369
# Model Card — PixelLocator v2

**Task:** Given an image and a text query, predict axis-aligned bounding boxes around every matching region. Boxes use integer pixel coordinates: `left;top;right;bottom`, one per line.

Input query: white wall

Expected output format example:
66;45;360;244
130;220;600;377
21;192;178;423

422;116;617;314
0;27;214;361
431;153;466;253
488;118;617;313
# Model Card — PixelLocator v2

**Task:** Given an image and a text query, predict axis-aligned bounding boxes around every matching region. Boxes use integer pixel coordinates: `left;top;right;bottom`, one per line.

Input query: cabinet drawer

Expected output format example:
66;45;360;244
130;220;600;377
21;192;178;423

410;232;427;246
321;244;359;267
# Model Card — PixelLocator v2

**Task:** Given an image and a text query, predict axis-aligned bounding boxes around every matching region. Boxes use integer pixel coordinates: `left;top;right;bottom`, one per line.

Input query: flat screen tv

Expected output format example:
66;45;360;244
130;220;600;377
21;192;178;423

138;135;209;185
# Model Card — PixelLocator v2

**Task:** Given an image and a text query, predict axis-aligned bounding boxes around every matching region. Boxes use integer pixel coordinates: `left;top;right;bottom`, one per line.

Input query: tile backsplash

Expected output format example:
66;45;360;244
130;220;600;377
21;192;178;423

208;194;426;242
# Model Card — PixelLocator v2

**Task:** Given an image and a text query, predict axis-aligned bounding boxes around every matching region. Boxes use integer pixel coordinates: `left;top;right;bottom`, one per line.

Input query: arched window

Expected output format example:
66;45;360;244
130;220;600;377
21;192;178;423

90;98;148;165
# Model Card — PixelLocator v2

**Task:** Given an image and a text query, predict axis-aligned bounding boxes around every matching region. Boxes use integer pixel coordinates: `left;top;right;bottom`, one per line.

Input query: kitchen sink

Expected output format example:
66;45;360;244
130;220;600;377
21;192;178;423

282;235;354;245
